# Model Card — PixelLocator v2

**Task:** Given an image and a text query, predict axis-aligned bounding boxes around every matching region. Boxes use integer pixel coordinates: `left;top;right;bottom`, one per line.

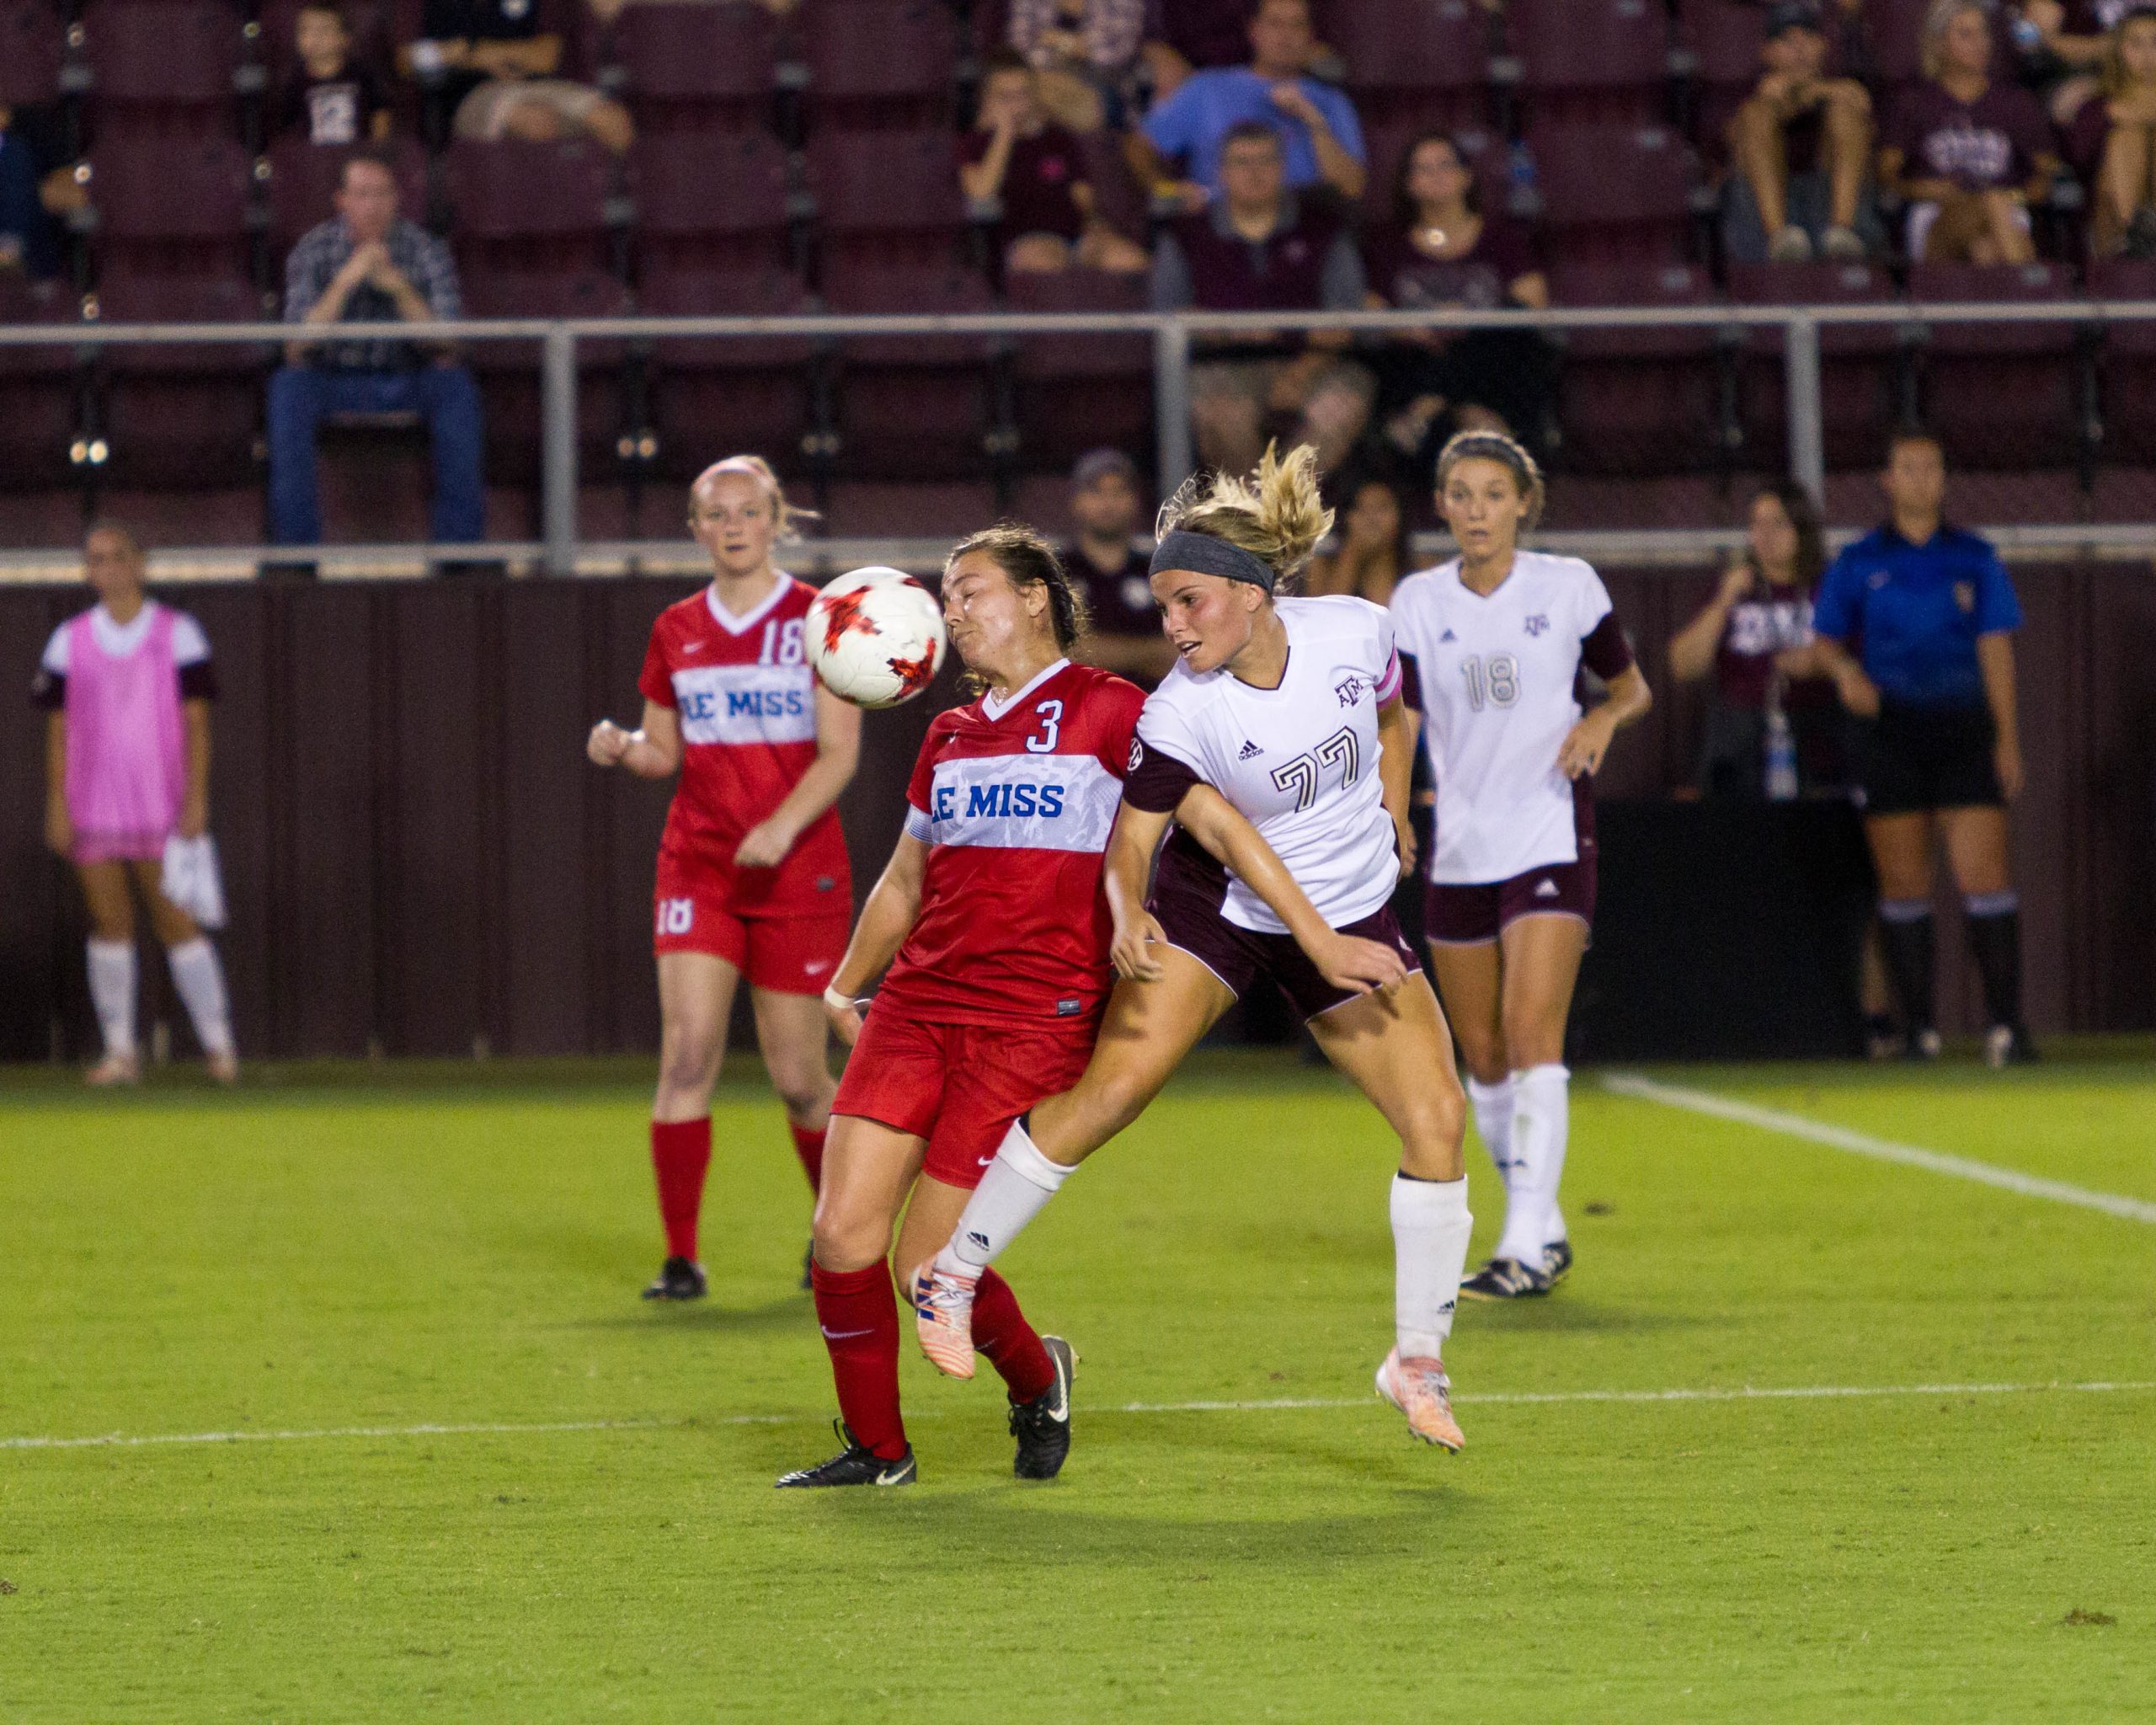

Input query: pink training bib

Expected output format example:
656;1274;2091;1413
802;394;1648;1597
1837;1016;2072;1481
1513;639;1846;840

63;603;186;862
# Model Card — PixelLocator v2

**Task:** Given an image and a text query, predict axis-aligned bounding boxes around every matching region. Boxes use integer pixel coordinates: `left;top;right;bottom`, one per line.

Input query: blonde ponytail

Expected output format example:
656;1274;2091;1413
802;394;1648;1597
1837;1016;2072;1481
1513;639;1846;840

1155;443;1333;590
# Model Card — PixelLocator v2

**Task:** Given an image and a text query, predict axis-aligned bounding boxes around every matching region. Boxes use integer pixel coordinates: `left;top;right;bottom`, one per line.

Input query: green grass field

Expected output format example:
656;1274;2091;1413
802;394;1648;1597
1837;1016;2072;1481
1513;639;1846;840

3;1049;2153;1722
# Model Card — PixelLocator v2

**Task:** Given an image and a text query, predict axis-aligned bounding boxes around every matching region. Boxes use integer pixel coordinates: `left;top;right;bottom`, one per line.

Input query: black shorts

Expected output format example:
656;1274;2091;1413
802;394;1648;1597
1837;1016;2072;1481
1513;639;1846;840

1148;839;1417;1021
1857;702;2001;815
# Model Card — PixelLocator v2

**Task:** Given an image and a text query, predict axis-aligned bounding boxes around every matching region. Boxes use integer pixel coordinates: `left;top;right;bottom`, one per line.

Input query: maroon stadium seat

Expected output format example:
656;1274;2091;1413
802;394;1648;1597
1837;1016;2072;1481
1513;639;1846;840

88;135;254;243
1547;260;1730;473
0;275;88;493
0;0;66;106
1006;268;1152;474
608;0;779;118
1867;0;1935;88
83;0;245;107
1729;260;1908;473
263;136;427;251
638;265;816;479
798;0;958;120
1316;0;1489;129
2089;259;2156;462
630;130;793;248
1509;0;1673;126
1674;0;1766;88
92;274;272;489
444;138;616;240
1529;121;1700;264
823;259;1001;479
806;126;968;238
458;267;634;483
1907;262;2081;470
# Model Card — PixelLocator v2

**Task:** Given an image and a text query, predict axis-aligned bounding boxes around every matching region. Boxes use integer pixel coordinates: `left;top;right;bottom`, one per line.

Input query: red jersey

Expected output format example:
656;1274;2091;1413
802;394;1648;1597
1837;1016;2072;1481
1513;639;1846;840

876;660;1146;1028
638;577;851;918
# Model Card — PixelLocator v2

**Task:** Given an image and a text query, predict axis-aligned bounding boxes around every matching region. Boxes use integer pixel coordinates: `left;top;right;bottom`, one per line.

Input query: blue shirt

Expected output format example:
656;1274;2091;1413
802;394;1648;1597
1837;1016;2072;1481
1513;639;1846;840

0;128;61;280
1141;67;1364;196
1811;524;2021;708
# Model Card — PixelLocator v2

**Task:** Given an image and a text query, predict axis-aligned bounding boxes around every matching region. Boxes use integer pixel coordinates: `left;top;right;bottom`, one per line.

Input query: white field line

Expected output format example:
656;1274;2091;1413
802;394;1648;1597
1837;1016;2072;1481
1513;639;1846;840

1602;1071;2156;1226
6;1380;2153;1452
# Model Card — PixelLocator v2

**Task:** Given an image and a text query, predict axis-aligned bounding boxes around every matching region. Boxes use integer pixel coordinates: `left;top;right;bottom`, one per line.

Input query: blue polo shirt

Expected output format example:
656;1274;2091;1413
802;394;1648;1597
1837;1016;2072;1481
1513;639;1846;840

1142;67;1365;196
1811;523;2021;708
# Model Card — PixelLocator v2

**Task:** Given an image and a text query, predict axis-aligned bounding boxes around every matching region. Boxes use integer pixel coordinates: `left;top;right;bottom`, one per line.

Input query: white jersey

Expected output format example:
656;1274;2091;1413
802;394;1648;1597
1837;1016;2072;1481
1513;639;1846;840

1390;549;1620;885
1133;595;1403;933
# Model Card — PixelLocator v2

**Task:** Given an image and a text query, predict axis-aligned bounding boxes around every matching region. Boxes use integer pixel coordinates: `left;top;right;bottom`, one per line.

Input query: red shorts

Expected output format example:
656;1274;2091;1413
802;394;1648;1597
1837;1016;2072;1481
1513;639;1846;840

830;1010;1096;1190
1425;852;1598;946
652;858;848;995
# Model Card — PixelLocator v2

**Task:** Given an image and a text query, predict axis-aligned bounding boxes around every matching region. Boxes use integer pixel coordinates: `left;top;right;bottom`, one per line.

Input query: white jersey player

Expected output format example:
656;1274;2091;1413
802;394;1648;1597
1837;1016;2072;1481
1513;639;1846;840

1390;431;1652;1302
910;445;1486;1455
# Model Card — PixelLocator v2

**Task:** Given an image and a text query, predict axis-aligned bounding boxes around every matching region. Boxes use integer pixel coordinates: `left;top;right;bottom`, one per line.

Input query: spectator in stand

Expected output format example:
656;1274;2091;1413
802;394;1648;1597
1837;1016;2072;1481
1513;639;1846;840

2004;1;2149;126
1305;469;1412;606
960;51;1149;276
1150;121;1373;473
1881;0;2057;264
2069;5;2156;254
403;0;632;154
277;2;392;147
0;104;63;278
1006;0;1151;133
1666;480;1854;798
1131;0;1365;211
270;149;485;551
1724;3;1878;264
1363;131;1552;467
1059;448;1177;684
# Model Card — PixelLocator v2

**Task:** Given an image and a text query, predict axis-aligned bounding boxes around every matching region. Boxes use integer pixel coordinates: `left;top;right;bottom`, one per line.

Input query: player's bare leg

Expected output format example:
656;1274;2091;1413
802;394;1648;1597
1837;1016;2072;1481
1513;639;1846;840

645;951;739;1300
77;861;141;1086
1489;913;1588;1288
750;985;839;1282
914;947;1232;1375
1310;975;1471;1450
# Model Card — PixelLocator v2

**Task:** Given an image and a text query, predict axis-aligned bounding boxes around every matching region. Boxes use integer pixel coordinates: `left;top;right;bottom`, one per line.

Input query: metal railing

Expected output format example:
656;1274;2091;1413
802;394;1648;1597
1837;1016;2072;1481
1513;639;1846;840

8;299;2156;576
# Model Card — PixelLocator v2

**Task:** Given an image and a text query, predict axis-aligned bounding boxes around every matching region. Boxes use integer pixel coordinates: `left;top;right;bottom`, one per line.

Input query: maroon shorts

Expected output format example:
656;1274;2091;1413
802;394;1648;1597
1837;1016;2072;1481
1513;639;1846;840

1425;853;1598;946
1149;845;1418;1021
830;1010;1096;1190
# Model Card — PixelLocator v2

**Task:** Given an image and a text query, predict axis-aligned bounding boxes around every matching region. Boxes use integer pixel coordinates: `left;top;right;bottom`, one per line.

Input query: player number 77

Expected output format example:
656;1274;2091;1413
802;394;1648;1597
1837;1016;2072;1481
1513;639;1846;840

1270;726;1358;813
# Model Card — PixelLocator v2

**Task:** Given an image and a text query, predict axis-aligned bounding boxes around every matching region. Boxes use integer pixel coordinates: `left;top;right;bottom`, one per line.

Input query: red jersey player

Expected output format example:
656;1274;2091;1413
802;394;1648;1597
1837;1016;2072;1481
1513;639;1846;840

777;525;1347;1487
586;457;862;1302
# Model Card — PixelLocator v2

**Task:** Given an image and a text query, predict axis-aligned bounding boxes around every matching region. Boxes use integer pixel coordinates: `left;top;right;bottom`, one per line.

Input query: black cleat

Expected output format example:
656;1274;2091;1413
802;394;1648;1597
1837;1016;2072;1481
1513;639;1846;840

1541;1237;1574;1287
1460;1257;1551;1300
1009;1335;1075;1481
775;1420;916;1488
799;1238;815;1291
642;1255;707;1301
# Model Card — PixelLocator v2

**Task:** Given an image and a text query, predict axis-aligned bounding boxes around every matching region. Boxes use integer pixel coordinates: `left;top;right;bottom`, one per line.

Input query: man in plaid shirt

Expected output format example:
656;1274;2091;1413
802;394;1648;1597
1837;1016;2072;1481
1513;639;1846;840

269;147;485;548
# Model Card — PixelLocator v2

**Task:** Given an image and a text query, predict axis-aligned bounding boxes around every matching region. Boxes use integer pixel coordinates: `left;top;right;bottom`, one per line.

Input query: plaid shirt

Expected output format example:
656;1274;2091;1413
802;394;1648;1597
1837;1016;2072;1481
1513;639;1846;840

283;216;462;371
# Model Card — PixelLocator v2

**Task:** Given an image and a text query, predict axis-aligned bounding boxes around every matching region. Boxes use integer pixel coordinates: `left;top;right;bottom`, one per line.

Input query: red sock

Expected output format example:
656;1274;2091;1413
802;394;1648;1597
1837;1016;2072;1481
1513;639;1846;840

972;1267;1056;1403
788;1121;826;1194
650;1118;711;1261
809;1260;908;1459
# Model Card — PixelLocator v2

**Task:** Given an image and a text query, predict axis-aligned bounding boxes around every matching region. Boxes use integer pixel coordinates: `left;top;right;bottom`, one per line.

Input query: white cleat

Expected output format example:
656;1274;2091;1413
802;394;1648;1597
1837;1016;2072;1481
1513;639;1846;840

1376;1348;1465;1452
910;1261;979;1379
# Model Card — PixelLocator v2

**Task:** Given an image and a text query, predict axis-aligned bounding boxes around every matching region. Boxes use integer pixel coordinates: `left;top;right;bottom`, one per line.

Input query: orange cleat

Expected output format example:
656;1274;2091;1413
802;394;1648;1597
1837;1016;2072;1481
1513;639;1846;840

909;1261;979;1379
1375;1348;1465;1452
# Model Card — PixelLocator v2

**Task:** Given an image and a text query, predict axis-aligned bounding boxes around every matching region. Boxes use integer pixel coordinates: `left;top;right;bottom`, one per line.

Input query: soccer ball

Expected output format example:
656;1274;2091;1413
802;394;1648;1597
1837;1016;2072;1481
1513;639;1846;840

805;566;948;709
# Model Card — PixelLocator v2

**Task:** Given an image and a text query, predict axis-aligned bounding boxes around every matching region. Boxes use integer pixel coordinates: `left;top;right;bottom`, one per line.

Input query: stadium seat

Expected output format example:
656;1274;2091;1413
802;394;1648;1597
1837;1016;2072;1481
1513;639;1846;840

606;0;781;126
459;268;635;484
91;274;272;489
1866;0;1935;88
262;136;428;252
86;134;259;286
1907;262;2085;472
1729;260;1908;473
445;136;622;280
637;265;817;480
820;479;999;537
0;0;66;107
2088;259;2156;465
1546;261;1732;475
1316;0;1490;131
1005;268;1153;476
82;0;248;108
1529;121;1701;264
1673;0;1767;165
806;126;969;240
798;0;959;125
0;275;88;494
1508;0;1673;126
629;129;796;268
821;260;1003;480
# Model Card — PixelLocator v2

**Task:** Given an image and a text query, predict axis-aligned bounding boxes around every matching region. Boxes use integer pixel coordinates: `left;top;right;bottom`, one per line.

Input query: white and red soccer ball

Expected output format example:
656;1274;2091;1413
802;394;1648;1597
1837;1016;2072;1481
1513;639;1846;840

806;566;947;709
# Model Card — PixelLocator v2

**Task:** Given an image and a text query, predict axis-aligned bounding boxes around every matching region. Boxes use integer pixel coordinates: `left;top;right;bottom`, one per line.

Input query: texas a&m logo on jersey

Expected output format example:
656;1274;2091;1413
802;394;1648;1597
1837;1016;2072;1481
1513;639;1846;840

1333;673;1366;708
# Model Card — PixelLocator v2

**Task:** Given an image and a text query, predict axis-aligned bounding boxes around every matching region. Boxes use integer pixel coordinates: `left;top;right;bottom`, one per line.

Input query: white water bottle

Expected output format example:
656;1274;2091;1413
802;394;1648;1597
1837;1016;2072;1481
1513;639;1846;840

1764;676;1799;803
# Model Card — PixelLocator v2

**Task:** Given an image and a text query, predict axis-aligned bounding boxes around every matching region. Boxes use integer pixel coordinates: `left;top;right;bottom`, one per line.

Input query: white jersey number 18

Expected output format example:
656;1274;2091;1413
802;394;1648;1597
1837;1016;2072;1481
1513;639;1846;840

1460;653;1520;711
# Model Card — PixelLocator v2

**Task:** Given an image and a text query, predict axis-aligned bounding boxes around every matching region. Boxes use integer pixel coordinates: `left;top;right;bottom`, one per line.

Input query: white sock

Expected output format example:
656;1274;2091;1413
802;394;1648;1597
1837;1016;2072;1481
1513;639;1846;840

1496;1064;1570;1268
166;937;234;1059
1465;1074;1517;1187
87;939;137;1058
1391;1174;1472;1360
933;1118;1074;1276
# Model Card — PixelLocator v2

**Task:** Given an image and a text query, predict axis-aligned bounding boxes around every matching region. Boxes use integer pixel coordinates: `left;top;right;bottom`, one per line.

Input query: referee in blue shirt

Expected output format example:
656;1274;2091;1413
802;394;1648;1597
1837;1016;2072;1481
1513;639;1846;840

1810;429;2031;1065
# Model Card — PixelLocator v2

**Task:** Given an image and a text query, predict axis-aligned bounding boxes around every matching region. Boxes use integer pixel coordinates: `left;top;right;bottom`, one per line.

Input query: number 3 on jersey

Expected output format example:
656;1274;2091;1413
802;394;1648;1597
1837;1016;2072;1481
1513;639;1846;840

1460;653;1519;711
1271;725;1359;812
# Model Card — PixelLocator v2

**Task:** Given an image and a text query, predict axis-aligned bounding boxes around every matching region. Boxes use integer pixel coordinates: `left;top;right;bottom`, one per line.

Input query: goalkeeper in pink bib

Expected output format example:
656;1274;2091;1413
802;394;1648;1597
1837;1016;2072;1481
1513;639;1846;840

34;524;237;1085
